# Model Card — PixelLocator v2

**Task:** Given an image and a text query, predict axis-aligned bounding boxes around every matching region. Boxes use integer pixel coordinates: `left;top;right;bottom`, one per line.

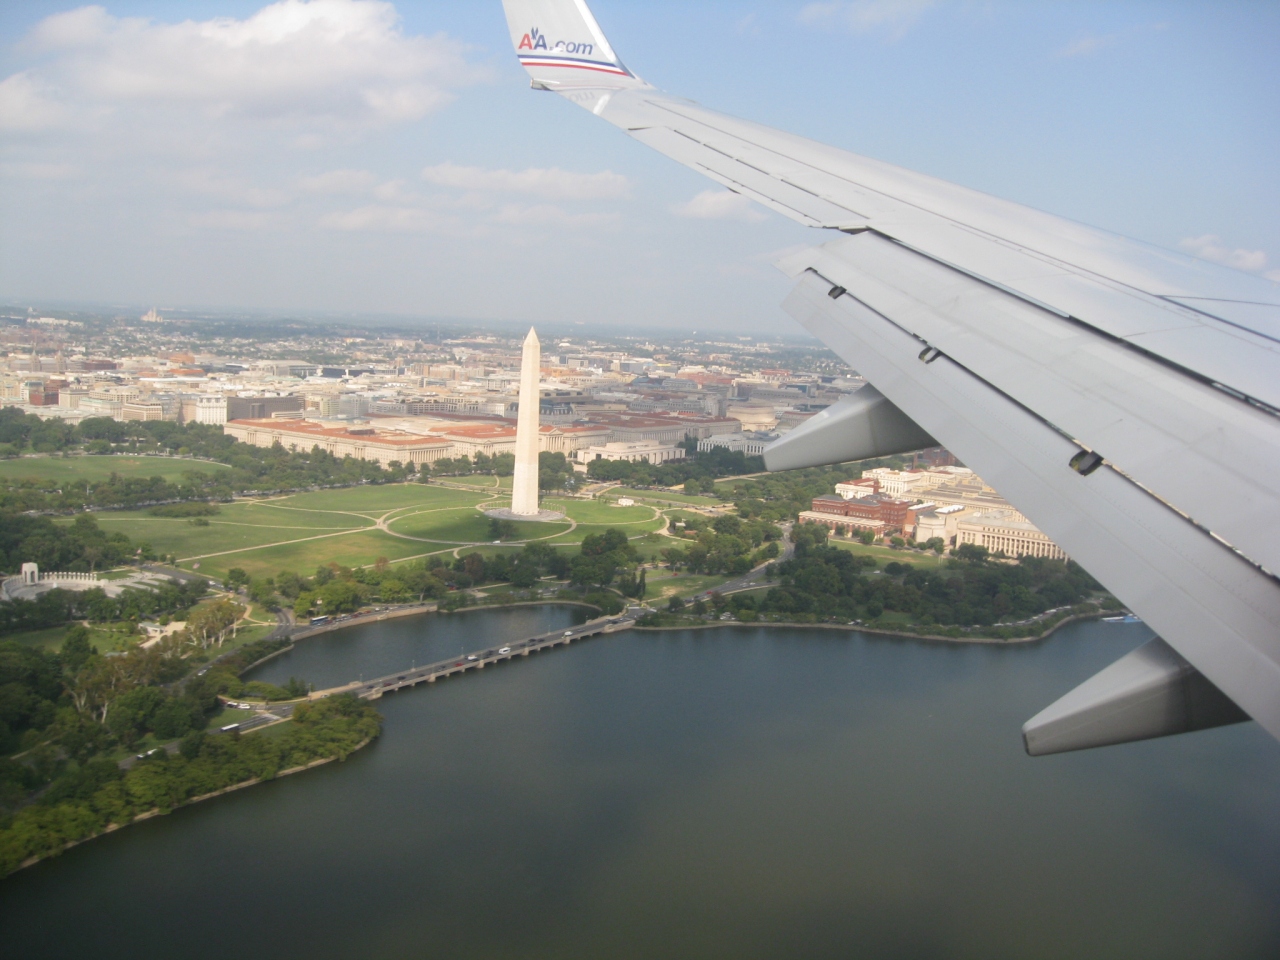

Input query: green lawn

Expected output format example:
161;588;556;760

389;507;572;544
826;538;945;567
3;621;155;654
610;487;722;507
544;518;665;546
2;626;68;652
78;511;372;560
642;571;732;599
275;483;489;517
0;455;228;483
547;498;657;525
29;481;671;582
441;475;511;490
185;530;443;580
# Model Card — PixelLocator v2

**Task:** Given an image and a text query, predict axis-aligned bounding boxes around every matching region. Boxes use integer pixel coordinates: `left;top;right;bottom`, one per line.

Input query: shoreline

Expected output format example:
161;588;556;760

634;610;1109;645
10;736;376;878
272;597;1105;649
284;599;601;642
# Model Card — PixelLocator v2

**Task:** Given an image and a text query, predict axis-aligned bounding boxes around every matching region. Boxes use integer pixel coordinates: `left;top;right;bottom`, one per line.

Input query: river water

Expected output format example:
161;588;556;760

3;607;1278;959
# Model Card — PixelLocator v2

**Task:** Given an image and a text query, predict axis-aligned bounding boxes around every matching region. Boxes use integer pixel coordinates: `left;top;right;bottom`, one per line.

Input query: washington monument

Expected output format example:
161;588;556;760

510;327;541;516
486;327;563;523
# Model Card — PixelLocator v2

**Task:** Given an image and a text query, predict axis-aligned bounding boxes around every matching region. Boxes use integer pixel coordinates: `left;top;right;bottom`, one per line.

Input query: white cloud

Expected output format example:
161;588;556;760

799;0;936;39
490;204;616;228
1179;234;1269;274
299;169;378;194
420;162;630;200
176;169;290;208
8;0;483;131
320;204;454;233
189;210;282;230
674;190;767;223
1056;34;1118;59
0;72;70;131
0;161;80;180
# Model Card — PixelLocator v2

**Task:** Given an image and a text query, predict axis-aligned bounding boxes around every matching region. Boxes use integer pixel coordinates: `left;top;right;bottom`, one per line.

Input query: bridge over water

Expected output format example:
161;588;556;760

304;613;637;703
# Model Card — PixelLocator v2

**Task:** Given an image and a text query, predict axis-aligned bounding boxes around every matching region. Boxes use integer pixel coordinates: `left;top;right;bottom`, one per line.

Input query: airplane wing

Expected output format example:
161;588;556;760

499;0;1280;753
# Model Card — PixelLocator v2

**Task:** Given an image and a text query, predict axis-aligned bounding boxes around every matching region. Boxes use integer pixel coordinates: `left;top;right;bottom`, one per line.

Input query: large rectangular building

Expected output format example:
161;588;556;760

223;418;452;468
587;412;740;445
576;440;685;466
800;493;921;536
955;510;1068;560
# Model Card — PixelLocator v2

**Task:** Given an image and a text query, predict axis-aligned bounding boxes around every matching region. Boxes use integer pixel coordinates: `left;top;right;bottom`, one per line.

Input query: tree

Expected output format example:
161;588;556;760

60;625;96;674
276;571;305;599
224;568;249;590
317;579;361;614
248;577;276;606
858;530;875;545
294;592;316;619
955;543;990;564
105;686;170;745
487;517;518;541
185;600;244;649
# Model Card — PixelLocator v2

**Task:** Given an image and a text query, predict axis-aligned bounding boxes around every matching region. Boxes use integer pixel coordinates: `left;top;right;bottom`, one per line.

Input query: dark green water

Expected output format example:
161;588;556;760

3;608;1278;959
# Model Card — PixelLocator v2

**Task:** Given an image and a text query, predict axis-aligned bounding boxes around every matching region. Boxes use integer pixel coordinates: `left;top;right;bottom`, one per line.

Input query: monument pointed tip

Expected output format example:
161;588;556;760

525;326;539;344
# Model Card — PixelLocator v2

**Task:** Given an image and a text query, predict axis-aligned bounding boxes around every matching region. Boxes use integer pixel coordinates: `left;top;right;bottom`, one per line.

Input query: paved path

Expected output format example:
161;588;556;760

689;524;795;599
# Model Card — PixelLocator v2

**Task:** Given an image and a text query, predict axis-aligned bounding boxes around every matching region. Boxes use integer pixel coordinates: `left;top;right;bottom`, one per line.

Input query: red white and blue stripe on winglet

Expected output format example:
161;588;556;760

517;55;631;78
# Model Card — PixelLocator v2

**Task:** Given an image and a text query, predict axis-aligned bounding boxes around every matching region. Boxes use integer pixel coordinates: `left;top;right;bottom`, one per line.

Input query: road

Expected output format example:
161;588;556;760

685;523;794;600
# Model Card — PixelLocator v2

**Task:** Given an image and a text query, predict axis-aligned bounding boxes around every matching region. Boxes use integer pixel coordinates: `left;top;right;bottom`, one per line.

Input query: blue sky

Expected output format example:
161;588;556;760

1;1;1277;332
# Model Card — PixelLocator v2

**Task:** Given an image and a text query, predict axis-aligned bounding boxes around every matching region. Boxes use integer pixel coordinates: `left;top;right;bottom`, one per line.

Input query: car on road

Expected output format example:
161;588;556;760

564;631;573;637
466;654;479;661
498;647;511;655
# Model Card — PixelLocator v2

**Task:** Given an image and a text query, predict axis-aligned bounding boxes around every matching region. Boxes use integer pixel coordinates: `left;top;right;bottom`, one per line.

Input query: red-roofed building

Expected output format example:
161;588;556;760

223;419;452;468
799;493;921;537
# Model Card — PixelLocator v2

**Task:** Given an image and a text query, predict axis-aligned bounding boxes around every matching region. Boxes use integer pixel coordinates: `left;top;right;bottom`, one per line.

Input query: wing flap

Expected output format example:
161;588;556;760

787;233;1280;579
784;269;1280;741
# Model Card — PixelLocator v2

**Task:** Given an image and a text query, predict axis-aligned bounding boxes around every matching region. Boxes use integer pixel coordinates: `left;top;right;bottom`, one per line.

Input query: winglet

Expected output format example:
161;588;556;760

500;0;648;90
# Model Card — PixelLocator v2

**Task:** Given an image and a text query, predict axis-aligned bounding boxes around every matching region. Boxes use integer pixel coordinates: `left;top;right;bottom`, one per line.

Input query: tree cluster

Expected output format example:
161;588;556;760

0;574;209;638
0;409;416;513
584;444;762;488
425;451;575;491
0;695;380;878
727;465;887;522
1;513;135;576
743;530;1101;627
660;514;783;576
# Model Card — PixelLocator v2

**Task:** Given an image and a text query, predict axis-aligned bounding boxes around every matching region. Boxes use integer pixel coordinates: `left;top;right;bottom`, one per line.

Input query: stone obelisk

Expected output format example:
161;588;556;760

510;327;542;516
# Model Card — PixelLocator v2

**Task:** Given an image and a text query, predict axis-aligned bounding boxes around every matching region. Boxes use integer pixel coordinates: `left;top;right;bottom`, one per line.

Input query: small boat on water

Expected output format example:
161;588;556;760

1102;614;1143;623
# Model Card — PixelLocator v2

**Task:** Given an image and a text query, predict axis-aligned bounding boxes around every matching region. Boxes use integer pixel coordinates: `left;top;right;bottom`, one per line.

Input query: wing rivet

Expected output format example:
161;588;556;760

1070;451;1104;476
918;346;942;364
828;285;847;299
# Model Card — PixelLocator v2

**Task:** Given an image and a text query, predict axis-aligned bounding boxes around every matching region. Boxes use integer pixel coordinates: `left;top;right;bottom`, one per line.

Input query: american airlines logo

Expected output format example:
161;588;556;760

518;27;594;57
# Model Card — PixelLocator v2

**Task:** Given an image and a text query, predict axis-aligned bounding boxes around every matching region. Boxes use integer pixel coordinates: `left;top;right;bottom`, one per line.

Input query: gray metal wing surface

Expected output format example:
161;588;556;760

500;0;1280;751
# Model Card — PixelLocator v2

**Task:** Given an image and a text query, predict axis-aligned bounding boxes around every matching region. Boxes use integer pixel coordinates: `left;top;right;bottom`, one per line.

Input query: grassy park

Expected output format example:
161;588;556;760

826;538;945;568
40;481;671;581
0;454;229;483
